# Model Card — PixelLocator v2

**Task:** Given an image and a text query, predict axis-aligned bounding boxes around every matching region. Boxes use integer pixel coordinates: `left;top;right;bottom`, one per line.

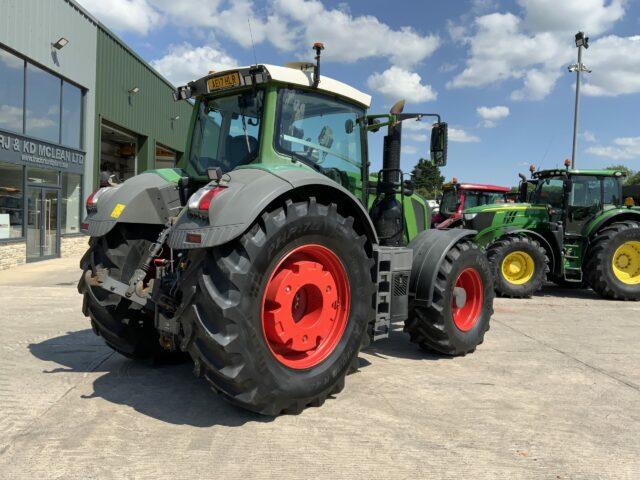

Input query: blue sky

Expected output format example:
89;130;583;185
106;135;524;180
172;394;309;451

78;0;640;187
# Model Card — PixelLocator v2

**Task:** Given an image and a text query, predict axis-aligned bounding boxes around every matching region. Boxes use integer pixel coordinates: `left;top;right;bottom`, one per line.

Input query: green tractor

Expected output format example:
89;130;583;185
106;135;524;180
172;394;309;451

78;45;494;415
462;165;640;299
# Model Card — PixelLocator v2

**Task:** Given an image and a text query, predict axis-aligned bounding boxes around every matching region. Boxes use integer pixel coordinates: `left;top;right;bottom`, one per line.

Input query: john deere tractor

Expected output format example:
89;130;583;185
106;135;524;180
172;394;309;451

78;45;494;415
462;165;640;299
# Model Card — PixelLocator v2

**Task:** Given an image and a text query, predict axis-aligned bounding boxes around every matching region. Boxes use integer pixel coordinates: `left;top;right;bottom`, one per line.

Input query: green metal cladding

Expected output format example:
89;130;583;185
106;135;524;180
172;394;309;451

94;28;193;186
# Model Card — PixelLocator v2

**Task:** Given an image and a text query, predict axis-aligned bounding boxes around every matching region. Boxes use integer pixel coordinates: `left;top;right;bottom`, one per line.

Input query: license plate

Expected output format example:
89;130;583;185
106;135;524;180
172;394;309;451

207;72;241;91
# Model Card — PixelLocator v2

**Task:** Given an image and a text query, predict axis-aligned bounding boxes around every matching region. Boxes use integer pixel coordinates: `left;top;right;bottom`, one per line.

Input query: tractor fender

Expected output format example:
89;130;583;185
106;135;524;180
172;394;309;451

586;210;640;238
408;228;477;307
167;166;378;249
500;227;557;273
84;172;182;238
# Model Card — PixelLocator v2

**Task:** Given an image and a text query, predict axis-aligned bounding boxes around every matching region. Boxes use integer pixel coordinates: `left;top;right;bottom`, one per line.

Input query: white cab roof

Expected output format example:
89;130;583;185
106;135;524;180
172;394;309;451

225;64;371;107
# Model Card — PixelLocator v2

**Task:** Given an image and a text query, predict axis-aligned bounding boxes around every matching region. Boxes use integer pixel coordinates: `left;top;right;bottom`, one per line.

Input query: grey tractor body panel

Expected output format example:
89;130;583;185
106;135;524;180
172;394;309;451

84;173;182;238
167;166;378;249
408;228;477;307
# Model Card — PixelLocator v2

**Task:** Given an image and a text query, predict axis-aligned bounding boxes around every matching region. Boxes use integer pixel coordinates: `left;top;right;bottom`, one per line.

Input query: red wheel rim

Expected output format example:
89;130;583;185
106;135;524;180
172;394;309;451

261;244;350;369
452;268;483;332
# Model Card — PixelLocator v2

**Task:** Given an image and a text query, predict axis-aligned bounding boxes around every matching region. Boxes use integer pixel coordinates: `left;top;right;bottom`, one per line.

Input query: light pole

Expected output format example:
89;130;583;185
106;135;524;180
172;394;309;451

568;31;592;169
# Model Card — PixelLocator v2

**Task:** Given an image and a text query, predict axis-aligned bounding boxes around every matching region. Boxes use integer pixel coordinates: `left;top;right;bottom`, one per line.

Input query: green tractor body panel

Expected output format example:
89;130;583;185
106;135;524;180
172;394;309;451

464;203;549;247
584;206;640;237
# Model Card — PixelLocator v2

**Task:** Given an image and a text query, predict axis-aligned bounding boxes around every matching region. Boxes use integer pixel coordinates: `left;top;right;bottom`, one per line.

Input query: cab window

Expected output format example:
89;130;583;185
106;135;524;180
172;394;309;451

534;178;565;208
275;88;365;193
570;176;602;208
603;177;622;206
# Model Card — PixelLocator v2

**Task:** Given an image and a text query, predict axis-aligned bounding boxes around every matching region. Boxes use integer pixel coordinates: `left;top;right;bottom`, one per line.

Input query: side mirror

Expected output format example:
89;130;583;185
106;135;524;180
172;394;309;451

430;122;448;167
344;119;354;134
402;179;414;196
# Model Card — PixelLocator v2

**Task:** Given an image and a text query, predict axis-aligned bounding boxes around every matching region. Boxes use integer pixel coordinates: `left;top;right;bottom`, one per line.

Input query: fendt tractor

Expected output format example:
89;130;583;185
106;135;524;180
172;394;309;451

461;162;640;299
78;45;494;415
432;180;510;229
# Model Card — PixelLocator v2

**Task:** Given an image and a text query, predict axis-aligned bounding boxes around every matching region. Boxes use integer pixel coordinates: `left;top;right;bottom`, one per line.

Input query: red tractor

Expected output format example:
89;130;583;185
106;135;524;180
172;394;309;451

433;180;510;229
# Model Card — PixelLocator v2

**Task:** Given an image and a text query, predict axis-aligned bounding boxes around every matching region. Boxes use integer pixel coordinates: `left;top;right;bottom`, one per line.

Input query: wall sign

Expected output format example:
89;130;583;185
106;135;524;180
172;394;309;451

0;128;84;174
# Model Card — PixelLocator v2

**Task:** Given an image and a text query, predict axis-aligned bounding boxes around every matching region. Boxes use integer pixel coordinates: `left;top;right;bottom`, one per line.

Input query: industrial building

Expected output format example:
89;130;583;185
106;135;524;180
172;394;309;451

0;0;193;268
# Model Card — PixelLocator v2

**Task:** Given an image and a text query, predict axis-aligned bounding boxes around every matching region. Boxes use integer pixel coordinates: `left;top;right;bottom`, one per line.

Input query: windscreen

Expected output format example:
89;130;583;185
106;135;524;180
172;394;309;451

440;189;459;216
463;191;507;208
189;90;264;174
275;88;365;192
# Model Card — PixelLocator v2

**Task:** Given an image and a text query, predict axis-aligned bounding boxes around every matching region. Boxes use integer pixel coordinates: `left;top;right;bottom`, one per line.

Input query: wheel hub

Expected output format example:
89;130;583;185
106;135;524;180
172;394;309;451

262;244;350;369
501;251;535;285
612;241;640;285
452;268;483;332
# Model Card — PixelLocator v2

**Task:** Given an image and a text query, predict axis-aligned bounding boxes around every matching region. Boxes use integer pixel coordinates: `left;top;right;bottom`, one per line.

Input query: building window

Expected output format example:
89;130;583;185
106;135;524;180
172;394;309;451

27;167;58;185
26;63;61;144
61;173;81;235
0;49;25;134
0;162;24;239
61;82;82;149
155;143;177;169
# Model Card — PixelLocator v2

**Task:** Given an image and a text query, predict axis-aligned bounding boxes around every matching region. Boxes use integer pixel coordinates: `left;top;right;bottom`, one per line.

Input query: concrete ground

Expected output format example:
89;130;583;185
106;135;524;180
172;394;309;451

0;256;638;480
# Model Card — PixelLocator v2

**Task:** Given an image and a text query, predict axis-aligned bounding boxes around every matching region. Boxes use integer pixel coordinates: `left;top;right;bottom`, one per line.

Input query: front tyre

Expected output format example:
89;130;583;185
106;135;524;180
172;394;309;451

179;198;376;415
487;236;548;298
585;221;640;300
405;240;493;356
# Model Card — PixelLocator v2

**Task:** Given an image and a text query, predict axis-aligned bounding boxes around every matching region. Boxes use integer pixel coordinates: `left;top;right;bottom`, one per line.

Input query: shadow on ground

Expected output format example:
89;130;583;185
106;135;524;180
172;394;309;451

535;285;601;300
28;329;271;428
363;323;453;362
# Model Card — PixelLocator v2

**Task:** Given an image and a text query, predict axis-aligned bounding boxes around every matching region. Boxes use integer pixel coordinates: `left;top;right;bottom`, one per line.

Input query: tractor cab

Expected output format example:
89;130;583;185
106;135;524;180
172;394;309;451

531;169;627;235
432;181;509;228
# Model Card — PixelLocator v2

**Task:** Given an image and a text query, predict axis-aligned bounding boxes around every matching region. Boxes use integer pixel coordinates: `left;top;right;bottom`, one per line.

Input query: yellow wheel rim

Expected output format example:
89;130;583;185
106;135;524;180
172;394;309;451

612;241;640;285
501;251;535;285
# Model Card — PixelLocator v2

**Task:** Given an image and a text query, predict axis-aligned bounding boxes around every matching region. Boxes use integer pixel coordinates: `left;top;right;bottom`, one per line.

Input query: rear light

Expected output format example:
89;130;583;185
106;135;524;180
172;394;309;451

86;187;110;213
188;185;227;216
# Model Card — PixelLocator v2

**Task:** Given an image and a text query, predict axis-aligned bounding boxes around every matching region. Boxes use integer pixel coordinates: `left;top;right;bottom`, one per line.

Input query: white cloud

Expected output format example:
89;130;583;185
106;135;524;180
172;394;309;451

150;43;238;86
476;105;510;127
587;136;640;161
449;128;481;143
367;67;437;103
448;0;629;100
581;131;597;143
402;144;418;155
272;0;439;67
582;35;640;97
518;0;625;36
77;0;163;35
83;0;440;68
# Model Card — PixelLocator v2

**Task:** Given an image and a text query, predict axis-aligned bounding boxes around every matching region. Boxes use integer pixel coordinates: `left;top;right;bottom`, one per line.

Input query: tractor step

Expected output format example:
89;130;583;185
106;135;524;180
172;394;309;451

372;246;413;341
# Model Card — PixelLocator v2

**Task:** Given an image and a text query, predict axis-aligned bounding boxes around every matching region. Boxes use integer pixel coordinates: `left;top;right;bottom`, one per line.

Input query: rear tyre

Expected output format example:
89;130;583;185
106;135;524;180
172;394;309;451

78;226;171;360
179;198;376;415
404;240;493;356
585;221;640;300
487;236;548;298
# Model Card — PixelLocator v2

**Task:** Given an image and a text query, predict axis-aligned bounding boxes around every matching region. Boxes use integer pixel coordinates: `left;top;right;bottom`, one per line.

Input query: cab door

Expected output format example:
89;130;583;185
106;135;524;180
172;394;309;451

566;175;602;235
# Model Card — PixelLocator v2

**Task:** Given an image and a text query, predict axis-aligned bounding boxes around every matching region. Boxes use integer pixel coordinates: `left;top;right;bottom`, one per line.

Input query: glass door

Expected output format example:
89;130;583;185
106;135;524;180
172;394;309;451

27;188;59;261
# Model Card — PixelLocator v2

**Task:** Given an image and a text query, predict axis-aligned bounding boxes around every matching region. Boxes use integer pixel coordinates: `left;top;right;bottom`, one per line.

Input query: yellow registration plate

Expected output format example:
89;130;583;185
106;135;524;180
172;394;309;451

207;72;241;91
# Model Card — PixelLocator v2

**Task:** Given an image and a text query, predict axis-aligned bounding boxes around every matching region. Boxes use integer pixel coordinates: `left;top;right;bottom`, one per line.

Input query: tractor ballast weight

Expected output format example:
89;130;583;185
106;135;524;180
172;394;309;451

78;49;493;415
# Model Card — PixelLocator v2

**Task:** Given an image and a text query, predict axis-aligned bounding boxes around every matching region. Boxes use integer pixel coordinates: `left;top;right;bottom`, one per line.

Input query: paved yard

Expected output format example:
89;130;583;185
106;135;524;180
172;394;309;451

0;256;638;479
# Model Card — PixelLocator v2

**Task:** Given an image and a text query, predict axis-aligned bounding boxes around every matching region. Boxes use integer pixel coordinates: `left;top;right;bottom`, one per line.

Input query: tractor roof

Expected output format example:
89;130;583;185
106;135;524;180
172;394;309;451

185;64;371;107
443;182;510;193
533;168;627;178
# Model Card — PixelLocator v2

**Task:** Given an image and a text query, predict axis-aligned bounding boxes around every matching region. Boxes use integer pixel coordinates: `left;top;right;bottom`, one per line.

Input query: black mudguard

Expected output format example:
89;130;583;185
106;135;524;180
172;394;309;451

408;228;477;307
83;172;182;238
